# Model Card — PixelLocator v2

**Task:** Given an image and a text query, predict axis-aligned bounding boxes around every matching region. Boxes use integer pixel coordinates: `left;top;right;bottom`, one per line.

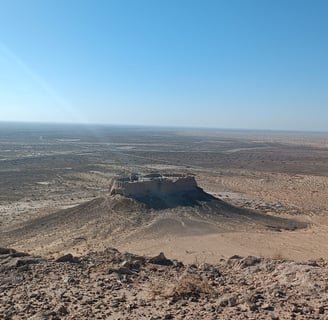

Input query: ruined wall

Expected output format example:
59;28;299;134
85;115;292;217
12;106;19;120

110;175;197;197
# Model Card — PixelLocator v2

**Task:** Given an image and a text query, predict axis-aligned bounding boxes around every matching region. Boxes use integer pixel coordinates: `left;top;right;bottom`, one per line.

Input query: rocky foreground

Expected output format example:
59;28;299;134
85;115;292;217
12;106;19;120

1;248;327;320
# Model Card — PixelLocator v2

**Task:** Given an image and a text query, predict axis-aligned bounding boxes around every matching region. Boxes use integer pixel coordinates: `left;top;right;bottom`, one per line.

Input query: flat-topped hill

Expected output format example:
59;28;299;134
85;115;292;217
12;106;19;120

1;187;307;258
110;173;212;209
110;173;198;198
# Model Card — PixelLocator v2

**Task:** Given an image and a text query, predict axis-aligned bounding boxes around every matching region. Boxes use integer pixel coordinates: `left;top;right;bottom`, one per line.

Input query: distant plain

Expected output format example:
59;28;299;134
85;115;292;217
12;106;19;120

1;122;327;263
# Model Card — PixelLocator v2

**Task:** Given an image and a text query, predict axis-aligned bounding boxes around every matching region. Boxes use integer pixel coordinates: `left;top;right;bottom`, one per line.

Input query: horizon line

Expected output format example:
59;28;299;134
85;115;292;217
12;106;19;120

0;119;327;134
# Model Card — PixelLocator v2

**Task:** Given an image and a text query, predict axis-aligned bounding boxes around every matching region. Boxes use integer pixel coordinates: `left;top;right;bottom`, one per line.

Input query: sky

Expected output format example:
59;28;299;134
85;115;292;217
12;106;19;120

0;0;327;131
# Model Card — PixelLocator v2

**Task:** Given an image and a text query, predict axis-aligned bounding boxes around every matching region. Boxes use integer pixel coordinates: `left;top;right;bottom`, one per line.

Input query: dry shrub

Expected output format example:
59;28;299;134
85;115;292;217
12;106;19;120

149;274;215;301
168;274;214;300
148;279;168;299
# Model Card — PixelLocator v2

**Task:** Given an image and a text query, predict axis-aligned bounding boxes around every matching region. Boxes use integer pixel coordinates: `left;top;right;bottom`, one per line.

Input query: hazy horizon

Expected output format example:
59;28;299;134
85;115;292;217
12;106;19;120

1;120;328;135
1;0;327;131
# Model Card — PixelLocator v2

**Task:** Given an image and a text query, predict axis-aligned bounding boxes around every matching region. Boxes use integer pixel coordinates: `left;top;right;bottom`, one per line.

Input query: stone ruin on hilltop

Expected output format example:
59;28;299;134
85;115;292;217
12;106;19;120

110;173;198;198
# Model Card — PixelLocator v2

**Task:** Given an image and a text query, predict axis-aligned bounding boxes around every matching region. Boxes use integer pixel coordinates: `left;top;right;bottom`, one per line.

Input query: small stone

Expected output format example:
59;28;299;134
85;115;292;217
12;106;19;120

248;303;257;311
218;294;238;307
318;306;325;314
239;256;261;268
55;305;68;316
55;254;80;263
261;303;274;311
109;266;134;275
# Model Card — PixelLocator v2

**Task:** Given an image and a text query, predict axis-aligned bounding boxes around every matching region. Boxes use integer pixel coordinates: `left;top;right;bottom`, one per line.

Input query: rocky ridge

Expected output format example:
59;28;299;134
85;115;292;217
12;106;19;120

1;247;327;320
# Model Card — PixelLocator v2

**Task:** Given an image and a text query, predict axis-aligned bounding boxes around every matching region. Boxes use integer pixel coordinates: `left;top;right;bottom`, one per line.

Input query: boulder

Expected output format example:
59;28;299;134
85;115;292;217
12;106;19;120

149;252;173;266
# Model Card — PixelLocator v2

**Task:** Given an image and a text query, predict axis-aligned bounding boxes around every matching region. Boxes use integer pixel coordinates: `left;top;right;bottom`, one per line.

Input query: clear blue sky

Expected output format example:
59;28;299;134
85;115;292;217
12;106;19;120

0;0;327;131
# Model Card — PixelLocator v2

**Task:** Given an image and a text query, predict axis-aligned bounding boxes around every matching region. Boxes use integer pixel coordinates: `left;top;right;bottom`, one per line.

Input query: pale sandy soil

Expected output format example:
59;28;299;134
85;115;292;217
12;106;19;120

1;126;328;265
2;166;328;264
3;171;327;264
119;221;328;264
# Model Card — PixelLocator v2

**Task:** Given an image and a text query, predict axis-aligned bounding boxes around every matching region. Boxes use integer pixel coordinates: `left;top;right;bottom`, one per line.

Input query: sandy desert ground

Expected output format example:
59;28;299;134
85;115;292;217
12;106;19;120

1;123;328;319
0;123;327;262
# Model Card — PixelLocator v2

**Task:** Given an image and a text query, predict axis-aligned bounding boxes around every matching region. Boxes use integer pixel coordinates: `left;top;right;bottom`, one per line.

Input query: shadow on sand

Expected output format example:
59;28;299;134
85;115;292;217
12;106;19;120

133;187;307;231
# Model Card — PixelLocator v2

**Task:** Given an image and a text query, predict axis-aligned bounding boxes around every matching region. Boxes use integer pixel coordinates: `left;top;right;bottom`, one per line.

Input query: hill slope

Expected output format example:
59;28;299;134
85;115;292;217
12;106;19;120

1;189;306;256
1;247;327;319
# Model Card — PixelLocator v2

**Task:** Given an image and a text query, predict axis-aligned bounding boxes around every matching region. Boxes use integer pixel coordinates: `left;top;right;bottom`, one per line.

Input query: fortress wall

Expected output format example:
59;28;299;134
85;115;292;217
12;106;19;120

158;176;197;194
111;179;160;197
111;176;198;197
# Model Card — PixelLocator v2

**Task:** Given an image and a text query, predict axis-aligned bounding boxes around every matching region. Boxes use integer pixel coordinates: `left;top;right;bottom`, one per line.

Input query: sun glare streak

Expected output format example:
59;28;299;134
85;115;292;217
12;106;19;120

0;41;86;123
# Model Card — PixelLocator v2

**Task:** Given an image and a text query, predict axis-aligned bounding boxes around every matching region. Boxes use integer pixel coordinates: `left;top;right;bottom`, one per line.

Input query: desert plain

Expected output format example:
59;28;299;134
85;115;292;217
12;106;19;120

1;122;327;262
1;122;328;319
